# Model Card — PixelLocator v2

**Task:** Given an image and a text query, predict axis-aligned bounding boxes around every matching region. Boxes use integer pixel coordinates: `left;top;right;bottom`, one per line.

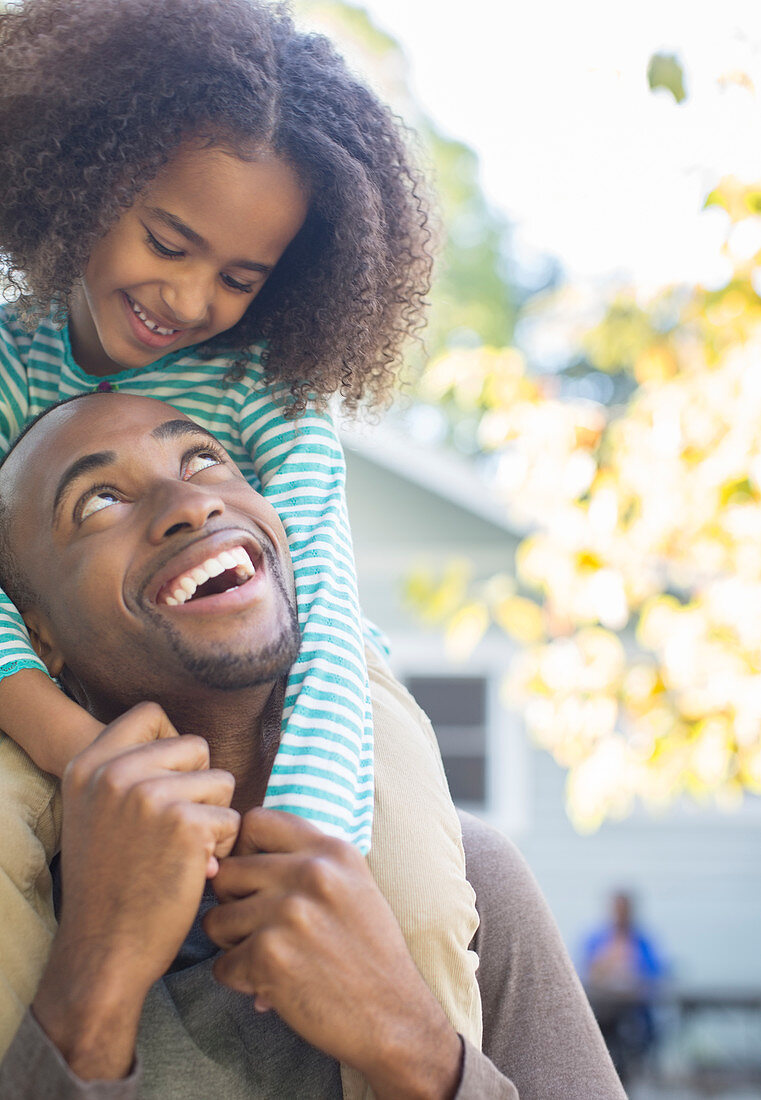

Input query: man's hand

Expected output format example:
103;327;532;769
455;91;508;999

33;702;240;1081
204;809;463;1100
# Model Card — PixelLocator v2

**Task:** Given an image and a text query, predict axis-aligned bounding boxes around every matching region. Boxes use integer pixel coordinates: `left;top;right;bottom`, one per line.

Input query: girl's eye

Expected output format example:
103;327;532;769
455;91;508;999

184;451;223;478
221;273;255;294
79;490;121;521
145;230;183;259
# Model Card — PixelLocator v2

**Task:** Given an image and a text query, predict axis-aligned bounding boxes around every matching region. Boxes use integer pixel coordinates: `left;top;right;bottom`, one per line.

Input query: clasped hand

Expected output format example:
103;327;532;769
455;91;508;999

205;808;461;1095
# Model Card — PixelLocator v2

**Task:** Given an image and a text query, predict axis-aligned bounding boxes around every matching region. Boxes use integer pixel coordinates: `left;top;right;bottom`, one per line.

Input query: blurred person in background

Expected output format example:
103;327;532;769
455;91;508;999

580;891;666;1085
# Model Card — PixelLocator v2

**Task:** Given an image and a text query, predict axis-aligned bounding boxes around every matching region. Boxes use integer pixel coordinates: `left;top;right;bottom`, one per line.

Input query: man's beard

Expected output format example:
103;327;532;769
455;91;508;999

142;549;301;691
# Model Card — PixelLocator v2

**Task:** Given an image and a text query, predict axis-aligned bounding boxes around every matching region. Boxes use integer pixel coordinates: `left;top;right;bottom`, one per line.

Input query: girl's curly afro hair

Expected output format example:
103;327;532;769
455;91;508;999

0;0;433;413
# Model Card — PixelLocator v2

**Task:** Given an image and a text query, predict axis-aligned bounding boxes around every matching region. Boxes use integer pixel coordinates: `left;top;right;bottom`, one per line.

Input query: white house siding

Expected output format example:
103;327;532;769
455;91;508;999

519;748;761;989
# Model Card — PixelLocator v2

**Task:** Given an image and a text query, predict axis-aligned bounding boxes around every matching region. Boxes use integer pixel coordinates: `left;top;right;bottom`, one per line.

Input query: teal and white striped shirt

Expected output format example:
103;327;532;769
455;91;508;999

0;306;373;852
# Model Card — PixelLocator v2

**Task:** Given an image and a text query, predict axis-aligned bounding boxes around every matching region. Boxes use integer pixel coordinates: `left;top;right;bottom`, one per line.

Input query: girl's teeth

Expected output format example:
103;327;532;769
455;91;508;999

130;298;177;336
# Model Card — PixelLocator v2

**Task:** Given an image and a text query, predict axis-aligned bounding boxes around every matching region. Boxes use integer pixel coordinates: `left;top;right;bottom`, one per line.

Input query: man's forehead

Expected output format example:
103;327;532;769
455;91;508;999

1;396;210;500
36;397;204;455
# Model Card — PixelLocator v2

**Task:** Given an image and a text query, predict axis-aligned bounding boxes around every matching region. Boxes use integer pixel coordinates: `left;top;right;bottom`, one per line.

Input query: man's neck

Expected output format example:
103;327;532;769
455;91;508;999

168;681;283;814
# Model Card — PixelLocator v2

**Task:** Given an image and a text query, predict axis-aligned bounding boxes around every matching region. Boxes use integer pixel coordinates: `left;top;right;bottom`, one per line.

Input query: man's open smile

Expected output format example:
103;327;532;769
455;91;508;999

160;545;254;606
143;530;269;615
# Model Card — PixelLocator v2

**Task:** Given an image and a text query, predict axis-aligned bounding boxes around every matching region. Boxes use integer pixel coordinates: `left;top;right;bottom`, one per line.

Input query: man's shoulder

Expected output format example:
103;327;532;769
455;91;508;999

0;732;61;858
365;645;434;736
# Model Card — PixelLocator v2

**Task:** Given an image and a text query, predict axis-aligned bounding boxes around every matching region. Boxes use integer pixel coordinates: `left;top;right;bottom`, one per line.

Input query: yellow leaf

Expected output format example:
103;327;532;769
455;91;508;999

633;345;678;384
403;560;472;625
445;602;489;660
494;596;545;644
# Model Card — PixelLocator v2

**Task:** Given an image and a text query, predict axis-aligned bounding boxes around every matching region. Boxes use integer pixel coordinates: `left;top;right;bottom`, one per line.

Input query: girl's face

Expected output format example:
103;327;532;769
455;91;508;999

69;144;309;377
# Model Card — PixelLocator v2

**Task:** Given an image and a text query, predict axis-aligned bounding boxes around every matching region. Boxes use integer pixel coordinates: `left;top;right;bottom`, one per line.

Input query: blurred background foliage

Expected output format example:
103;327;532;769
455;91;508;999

299;2;761;832
295;0;521;356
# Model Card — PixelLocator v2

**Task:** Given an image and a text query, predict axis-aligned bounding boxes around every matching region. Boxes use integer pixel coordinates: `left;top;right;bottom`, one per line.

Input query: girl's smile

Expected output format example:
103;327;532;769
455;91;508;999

122;291;186;350
68;144;309;378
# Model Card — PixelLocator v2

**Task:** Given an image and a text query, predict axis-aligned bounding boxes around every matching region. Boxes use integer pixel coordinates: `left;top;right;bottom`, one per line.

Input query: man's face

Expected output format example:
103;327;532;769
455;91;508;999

2;395;300;718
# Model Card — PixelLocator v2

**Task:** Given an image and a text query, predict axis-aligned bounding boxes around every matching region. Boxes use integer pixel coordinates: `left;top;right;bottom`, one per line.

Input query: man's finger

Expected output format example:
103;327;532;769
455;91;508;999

234;807;329;857
177;803;242;861
211;935;263;996
85;738;216;792
209;806;243;861
79;734;214;796
69;701;181;771
212;853;293;902
123;769;236;810
204;893;270;949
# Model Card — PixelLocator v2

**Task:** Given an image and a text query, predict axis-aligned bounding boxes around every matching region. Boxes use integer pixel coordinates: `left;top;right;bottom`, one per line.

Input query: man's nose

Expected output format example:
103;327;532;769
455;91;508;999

160;268;213;327
146;480;225;542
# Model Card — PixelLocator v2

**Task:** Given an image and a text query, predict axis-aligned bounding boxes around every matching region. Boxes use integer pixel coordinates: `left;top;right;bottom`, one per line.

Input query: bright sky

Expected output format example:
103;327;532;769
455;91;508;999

355;0;761;292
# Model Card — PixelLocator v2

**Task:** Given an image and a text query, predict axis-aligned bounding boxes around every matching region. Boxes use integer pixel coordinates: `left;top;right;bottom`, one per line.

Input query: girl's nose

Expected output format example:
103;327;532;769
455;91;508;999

159;269;213;327
147;479;225;543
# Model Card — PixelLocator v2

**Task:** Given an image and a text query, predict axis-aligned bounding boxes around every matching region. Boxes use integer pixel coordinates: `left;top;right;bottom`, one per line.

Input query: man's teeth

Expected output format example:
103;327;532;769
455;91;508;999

130;298;178;336
162;546;254;606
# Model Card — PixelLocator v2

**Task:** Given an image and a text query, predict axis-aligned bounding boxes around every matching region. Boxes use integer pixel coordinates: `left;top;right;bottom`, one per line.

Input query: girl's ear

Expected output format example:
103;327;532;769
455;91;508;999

23;609;65;679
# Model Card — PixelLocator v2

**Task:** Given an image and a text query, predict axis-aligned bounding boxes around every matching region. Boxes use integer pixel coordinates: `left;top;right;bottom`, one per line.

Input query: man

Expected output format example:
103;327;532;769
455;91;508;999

0;393;625;1098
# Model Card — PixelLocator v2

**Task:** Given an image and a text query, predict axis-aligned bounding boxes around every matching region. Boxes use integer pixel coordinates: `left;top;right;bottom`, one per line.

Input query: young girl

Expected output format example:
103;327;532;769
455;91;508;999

0;0;481;1090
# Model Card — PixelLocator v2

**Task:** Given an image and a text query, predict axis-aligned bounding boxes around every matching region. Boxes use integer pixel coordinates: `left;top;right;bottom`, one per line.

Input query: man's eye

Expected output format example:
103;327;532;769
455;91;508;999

79;490;121;521
184;451;223;478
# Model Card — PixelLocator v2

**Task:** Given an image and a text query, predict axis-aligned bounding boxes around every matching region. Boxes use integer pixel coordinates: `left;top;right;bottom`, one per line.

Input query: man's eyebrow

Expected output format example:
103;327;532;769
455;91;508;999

53;452;117;521
145;207;273;275
150;419;223;447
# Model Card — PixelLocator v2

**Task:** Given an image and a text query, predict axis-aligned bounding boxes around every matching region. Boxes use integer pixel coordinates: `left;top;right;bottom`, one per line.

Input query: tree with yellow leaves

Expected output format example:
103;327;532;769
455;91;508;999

408;175;761;830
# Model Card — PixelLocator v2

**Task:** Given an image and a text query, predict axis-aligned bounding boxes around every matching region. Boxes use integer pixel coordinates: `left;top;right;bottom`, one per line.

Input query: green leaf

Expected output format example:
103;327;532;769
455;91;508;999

647;53;687;104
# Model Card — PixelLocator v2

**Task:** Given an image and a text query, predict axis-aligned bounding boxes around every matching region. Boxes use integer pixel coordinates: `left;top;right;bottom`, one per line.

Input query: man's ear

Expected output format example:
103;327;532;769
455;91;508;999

23;609;66;679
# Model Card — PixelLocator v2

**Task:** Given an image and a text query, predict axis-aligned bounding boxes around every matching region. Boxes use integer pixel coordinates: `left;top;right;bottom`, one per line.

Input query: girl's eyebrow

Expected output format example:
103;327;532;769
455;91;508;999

145;206;273;275
147;206;204;248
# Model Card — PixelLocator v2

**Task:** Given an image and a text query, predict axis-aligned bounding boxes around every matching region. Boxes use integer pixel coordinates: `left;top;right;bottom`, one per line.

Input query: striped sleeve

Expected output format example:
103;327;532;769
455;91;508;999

0;324;49;682
239;395;374;854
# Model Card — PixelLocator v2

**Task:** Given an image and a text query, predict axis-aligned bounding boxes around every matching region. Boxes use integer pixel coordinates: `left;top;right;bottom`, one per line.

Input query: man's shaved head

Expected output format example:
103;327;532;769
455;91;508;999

0;394;116;612
0;497;33;611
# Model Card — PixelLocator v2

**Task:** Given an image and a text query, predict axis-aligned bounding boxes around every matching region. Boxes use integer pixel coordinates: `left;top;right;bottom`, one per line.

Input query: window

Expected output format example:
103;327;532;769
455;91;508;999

405;675;488;807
